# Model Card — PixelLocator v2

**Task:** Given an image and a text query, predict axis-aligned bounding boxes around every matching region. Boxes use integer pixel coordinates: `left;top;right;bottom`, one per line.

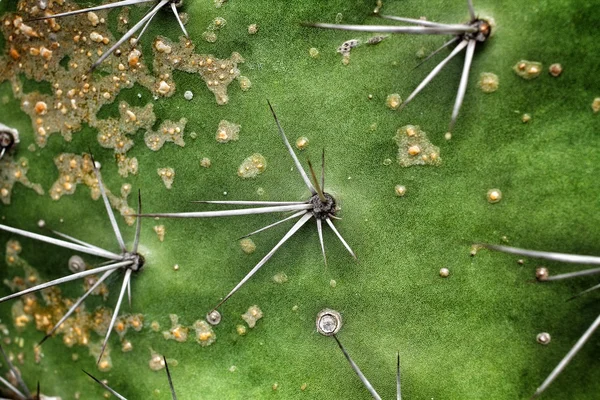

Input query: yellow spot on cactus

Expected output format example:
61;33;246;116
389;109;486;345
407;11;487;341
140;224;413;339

549;63;563;77
194;320;216;346
200;158;212;168
238;153;267;179
295;136;309;150
487;188;502;203
236;325;247;336
592;97;600;113
394;125;441;167
163;314;189;343
149;349;166;371
240;238;256;254
242;305;263;328
272;272;288;284
215;120;241;143
386;93;402;110
478;72;499;93
154;225;166;242
157;167;175;189
513;60;542;79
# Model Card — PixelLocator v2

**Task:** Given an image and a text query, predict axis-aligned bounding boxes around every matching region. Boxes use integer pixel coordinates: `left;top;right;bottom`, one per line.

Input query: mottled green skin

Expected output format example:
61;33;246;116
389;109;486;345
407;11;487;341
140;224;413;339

0;0;599;399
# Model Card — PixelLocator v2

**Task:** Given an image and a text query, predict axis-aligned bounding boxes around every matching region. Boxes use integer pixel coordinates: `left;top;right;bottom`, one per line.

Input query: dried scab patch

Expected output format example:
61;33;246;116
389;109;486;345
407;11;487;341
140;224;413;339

394;125;441;167
154;225;166;242
238;76;252;91
157;168;175;189
194;320;216;347
89;341;113;372
272;272;288;284
513;60;543;80
549;63;563;77
200;158;212;168
149;349;166;371
487;188;502;203
592;97;600;114
296;136;309;150
163;314;189;343
145;118;187;152
0;156;44;205
242;305;263;328
240;238;256;254
215;120;241;143
394;185;406;197
236;324;247;336
116;154;139;178
238;153;267;179
94;102;156;155
386;93;402;110
203;17;227;43
248;24;259;35
50;153;135;225
152;36;245;105
478;72;499;93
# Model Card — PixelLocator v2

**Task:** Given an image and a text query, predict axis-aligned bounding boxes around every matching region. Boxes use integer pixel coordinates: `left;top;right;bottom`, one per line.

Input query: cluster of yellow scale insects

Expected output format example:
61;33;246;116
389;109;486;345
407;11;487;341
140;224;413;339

394;125;441;167
238;153;267;179
50;153;136;225
0;156;44;205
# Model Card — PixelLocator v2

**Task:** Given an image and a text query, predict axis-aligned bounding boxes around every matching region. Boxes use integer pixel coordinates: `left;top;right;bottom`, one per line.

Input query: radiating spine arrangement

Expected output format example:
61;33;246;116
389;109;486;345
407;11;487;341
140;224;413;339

0;157;145;363
28;0;189;70
138;101;357;313
306;0;492;133
480;243;600;399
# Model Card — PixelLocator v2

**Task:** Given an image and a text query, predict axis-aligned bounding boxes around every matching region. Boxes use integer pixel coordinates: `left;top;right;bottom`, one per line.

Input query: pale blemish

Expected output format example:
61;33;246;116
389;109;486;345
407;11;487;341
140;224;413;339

478;72;499;93
549;63;563;77
153;225;166;242
0;156;44;205
203;17;227;43
145;119;187;152
295;137;309;150
240;238;256;254
237;154;266;179
238;76;252;91
592;97;600;114
50;153;135;225
242;305;263;328
513;60;542;80
386;94;401;110
394;185;406;197
200;158;212;168
193;320;216;347
394;125;441;167
486;188;502;204
149;349;166;371
272;272;288;284
163;314;189;343
157;168;175;189
215;120;241;143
